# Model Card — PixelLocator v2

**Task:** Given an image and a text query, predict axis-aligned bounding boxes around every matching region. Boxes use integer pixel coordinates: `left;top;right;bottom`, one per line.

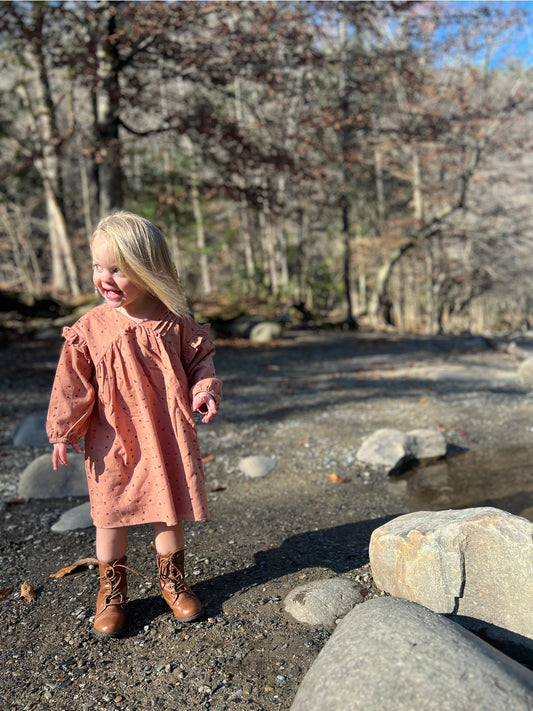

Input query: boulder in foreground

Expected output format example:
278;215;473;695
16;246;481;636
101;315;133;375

369;507;533;641
291;597;533;711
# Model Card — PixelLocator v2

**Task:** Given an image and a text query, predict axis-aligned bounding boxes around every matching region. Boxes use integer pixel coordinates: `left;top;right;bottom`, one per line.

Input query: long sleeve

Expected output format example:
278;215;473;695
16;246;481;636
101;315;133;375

46;327;96;444
182;319;222;407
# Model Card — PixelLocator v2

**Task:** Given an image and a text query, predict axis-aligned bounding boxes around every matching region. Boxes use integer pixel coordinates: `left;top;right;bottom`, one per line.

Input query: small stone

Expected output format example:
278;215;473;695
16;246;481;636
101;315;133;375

249;321;282;343
356;429;411;471
284;578;365;629
406;428;447;462
239;456;277;479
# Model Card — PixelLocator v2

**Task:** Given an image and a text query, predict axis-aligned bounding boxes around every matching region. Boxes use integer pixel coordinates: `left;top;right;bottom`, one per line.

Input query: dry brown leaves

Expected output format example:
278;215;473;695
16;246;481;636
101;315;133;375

327;473;351;484
20;580;36;603
49;558;98;579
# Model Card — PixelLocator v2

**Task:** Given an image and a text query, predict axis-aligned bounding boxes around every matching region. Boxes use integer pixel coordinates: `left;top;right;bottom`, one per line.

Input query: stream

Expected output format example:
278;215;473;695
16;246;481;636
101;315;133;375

389;444;533;522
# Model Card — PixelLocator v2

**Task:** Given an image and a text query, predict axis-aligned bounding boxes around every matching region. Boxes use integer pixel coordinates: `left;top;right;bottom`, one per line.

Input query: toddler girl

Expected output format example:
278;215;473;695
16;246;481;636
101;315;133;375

46;211;222;638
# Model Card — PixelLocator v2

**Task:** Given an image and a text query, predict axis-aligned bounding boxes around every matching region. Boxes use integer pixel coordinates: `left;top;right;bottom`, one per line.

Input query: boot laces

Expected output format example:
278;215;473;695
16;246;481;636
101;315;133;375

160;559;190;598
99;562;139;603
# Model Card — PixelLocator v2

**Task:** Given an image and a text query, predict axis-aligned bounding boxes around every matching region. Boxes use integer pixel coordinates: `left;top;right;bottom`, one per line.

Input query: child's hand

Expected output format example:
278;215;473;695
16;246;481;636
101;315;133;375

52;442;83;471
192;392;217;424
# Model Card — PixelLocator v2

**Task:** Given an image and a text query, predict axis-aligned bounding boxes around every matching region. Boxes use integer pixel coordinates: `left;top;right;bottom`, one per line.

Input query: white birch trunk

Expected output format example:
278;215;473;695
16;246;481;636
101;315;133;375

181;135;211;296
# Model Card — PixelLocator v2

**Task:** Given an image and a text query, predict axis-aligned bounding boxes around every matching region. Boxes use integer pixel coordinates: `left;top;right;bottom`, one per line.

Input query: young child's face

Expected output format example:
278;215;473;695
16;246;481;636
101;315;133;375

91;234;147;313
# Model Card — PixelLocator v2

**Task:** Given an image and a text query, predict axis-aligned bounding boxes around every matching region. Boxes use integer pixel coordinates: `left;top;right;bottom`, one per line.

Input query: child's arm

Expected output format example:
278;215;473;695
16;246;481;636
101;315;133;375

47;327;96;451
52;441;83;470
183;319;222;419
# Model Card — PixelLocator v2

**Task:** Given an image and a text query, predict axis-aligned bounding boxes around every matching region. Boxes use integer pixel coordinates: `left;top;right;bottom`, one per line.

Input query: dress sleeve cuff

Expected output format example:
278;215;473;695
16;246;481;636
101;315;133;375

190;378;222;407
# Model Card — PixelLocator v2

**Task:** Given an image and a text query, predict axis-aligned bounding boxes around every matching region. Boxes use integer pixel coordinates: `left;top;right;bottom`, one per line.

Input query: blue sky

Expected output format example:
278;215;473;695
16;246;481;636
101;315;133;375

446;0;533;66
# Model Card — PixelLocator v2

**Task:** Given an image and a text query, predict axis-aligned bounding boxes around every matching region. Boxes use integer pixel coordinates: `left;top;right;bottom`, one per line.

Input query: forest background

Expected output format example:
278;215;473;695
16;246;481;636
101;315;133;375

1;0;532;335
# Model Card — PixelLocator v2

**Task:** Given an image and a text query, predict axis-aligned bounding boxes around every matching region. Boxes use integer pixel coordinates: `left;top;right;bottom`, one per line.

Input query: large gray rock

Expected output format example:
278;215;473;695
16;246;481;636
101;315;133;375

18;453;88;499
12;413;49;447
369;508;533;640
51;502;93;532
290;597;533;711
284;578;365;629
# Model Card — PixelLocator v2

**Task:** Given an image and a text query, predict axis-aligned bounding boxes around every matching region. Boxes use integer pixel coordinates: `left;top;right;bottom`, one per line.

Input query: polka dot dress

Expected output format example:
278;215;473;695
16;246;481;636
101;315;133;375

46;305;222;528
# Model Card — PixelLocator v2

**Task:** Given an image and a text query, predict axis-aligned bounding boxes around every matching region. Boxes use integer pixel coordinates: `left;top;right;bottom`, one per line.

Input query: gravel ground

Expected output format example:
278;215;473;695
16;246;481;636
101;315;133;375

0;325;531;711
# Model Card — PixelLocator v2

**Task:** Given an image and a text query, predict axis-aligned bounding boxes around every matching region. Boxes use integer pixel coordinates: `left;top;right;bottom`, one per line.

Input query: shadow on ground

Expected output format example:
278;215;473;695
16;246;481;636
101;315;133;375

125;515;394;636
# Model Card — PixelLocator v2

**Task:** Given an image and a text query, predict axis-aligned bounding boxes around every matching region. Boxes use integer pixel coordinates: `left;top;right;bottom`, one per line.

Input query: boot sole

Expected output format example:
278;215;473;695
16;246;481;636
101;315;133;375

177;611;203;623
91;626;125;639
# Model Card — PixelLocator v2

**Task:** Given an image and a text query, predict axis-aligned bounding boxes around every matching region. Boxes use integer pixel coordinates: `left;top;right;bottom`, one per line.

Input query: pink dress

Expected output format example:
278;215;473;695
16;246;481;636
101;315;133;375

46;304;222;528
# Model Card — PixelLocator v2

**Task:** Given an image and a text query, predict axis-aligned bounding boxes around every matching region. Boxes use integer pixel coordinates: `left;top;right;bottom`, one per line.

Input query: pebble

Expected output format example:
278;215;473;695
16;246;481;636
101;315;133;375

238;455;277;479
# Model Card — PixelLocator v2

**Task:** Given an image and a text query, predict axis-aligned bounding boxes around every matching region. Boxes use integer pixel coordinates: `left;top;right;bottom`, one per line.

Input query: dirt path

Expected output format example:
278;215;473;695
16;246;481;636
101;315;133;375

0;328;531;710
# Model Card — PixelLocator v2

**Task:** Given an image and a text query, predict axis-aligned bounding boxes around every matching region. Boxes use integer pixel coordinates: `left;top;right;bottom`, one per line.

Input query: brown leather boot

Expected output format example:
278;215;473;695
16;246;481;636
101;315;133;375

157;550;202;622
93;557;128;637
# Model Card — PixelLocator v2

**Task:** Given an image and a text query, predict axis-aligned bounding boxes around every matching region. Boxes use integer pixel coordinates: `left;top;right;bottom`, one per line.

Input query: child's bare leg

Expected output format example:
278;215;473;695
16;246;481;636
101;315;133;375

153;521;184;554
96;526;128;561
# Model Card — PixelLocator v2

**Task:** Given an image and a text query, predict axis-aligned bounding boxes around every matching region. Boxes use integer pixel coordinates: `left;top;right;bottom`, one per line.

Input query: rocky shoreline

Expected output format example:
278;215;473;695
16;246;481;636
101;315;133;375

1;327;533;710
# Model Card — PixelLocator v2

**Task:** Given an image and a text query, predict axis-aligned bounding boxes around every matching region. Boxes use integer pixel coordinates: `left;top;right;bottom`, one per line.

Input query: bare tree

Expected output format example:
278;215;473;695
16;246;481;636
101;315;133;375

0;2;80;295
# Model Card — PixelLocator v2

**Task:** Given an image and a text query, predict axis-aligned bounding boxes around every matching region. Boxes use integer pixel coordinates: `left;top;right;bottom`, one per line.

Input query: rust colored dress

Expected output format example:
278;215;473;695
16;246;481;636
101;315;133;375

46;304;222;529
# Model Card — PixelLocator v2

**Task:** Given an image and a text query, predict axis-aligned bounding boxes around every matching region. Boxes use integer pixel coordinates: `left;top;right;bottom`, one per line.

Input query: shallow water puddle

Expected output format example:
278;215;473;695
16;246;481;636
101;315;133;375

389;444;533;522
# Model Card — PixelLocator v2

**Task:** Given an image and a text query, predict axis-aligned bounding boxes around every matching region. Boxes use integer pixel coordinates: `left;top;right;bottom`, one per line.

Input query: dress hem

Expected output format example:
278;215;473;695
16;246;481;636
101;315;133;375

90;514;210;529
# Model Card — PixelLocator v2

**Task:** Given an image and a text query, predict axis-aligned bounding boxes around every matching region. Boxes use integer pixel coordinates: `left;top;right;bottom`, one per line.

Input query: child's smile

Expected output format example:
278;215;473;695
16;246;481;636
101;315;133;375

91;234;152;316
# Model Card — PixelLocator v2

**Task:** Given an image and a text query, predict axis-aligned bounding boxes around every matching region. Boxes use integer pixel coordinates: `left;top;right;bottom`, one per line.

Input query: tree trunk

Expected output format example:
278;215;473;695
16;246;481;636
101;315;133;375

182;135;211;296
1;205;42;297
79;154;94;238
95;1;123;215
295;210;309;307
339;16;357;328
276;176;290;295
412;147;423;223
45;181;81;296
29;3;80;295
357;271;367;317
168;216;184;292
234;77;256;289
374;145;385;234
239;195;255;289
277;223;290;294
368;241;415;327
342;200;356;326
258;206;277;294
191;180;211;297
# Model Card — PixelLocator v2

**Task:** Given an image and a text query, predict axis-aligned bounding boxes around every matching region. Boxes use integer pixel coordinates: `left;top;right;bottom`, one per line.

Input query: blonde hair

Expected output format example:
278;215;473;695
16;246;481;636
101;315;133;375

91;211;188;318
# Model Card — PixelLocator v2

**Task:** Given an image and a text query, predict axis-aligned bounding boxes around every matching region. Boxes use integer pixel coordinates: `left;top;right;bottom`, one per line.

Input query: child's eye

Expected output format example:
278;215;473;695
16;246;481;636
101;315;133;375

93;264;102;272
113;267;122;274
